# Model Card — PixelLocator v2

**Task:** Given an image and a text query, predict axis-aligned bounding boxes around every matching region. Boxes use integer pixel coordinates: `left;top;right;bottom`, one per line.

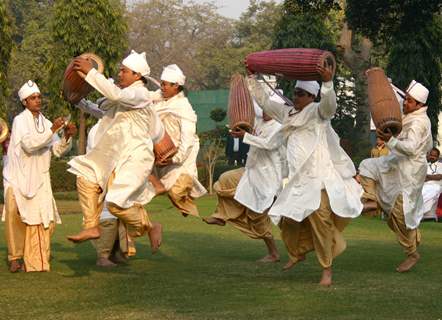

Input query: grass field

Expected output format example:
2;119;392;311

0;195;441;320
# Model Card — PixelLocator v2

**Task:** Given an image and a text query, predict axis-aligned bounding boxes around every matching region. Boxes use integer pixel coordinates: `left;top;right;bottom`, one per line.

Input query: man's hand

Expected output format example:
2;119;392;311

156;158;173;167
73;57;93;75
244;58;254;76
230;128;246;138
317;61;333;82
376;128;393;142
64;123;77;139
51;117;65;133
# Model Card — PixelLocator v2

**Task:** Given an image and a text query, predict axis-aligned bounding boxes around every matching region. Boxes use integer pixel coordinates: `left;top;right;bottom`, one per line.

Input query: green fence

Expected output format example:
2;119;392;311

188;89;229;133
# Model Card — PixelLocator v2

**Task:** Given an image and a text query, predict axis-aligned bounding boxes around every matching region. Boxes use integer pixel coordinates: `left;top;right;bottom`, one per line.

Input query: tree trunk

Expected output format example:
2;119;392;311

78;109;86;155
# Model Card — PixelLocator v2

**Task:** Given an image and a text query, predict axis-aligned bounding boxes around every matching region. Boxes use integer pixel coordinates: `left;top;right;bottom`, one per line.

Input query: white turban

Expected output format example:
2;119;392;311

161;64;186;86
122;50;150;77
295;80;320;97
406;80;429;104
18;80;40;101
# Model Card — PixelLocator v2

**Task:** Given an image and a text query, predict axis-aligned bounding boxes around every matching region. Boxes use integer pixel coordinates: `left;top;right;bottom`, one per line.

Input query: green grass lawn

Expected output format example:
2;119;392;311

0;195;441;320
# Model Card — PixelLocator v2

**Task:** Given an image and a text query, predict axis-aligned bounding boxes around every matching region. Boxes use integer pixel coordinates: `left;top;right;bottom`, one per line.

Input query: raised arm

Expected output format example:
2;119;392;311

51;134;72;158
317;81;337;120
386;123;431;157
247;77;286;123
84;69;149;108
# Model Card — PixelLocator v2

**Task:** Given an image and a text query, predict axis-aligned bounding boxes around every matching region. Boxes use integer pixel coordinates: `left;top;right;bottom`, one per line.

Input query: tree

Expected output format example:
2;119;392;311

346;0;442;137
127;0;234;90
272;0;337;97
48;0;128;153
7;1;53;120
0;0;14;118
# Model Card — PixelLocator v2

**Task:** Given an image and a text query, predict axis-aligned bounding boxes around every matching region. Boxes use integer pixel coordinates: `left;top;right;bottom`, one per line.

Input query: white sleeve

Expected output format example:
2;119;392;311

171;119;196;165
317;81;337;120
51;135;72;157
247;78;286;124
84;69;149;108
76;99;105;119
243;124;283;150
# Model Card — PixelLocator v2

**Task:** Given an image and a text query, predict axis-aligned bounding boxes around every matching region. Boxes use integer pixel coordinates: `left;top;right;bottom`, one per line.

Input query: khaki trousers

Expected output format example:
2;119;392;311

168;173;199;217
93;219;136;259
279;190;350;268
77;175;152;238
360;175;420;255
4;187;54;272
211;168;273;239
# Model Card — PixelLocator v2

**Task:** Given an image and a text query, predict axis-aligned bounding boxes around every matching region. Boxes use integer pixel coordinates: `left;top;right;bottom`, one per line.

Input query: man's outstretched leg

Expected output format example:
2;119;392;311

67;177;104;243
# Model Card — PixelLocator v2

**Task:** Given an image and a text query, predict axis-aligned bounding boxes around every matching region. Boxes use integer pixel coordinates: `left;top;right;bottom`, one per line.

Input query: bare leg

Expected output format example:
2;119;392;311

319;267;332;287
67;226;101;243
202;216;226;226
9;260;23;273
258;237;280;263
148;175;167;195
396;251;420;273
148;222;162;254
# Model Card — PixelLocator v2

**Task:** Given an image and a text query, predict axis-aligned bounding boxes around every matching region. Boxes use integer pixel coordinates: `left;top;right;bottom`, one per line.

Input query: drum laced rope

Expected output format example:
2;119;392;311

257;74;294;107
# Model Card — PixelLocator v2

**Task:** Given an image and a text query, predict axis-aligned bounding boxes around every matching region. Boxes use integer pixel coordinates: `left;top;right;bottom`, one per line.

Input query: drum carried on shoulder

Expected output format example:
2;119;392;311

228;74;255;133
366;67;402;135
245;48;336;81
62;53;104;104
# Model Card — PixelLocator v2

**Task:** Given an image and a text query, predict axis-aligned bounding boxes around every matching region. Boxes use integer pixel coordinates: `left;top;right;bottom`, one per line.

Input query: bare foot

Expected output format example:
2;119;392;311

148;222;162;254
109;250;128;264
258;254;280;263
362;200;377;213
96;257;117;268
283;255;306;271
9;260;22;273
202;216;226;226
67;226;101;243
396;252;420;273
319;268;332;287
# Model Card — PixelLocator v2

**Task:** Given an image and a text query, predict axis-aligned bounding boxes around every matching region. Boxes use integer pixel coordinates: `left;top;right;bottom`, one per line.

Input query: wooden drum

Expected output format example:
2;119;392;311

245;48;336;81
366;67;402;135
228;74;254;133
62;53;104;104
154;131;177;164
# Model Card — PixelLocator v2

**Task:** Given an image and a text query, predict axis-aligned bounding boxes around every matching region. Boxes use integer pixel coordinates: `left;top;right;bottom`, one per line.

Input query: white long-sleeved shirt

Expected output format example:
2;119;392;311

68;70;161;208
248;78;363;224
152;91;206;198
359;107;432;228
3;108;72;227
234;118;286;213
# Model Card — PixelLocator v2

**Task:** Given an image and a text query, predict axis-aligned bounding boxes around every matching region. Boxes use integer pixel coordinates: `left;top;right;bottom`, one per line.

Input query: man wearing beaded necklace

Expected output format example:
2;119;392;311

422;147;442;220
2;80;76;272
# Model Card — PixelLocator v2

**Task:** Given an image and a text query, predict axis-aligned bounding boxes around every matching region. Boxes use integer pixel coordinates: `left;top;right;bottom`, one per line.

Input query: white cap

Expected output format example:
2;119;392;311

295;80;320;97
160;64;186;86
406;80;429;104
122;50;150;77
18;80;40;101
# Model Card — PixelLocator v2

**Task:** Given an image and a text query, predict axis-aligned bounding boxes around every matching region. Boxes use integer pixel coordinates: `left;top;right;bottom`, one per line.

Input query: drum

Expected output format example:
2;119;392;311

245;48;336;81
62;53;104;104
154;131;177;164
366;67;402;135
228;74;254;133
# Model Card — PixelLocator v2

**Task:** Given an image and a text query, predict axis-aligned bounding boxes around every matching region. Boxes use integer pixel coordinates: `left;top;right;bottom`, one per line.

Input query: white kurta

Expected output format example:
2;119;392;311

68;69;162;208
3;109;72;227
359;107;432;228
153;91;207;197
422;161;442;218
248;79;363;224
234;118;286;213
